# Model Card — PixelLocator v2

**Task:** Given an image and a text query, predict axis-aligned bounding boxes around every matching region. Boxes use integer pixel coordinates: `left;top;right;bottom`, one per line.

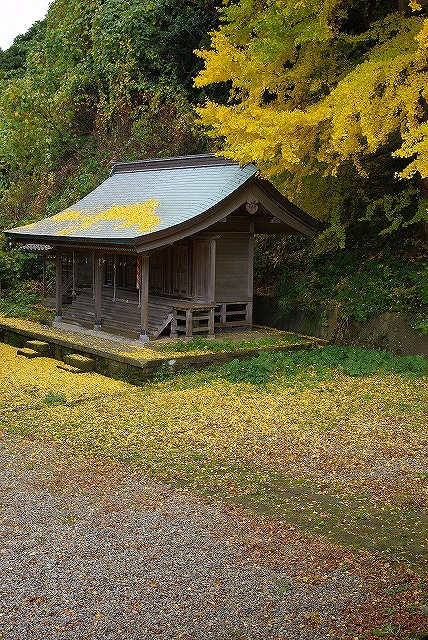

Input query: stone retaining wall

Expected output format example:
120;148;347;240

254;295;428;356
0;321;313;383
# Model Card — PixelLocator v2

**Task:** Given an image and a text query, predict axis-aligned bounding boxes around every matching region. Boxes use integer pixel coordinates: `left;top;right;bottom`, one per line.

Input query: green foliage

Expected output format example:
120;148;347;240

413;315;428;334
0;20;46;77
160;333;304;353
219;346;428;385
222;352;275;384
0;243;45;288
42;391;67;406
152;363;176;383
0;281;46;319
0;246;22;287
91;0;219;98
255;228;428;324
0;0;219;229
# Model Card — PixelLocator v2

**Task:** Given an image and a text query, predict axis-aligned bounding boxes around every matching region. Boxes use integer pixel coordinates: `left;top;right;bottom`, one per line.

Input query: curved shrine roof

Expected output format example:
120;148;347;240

6;156;257;243
5;154;323;247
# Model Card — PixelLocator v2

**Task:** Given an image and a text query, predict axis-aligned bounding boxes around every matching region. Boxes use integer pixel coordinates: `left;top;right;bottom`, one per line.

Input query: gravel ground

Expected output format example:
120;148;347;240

0;433;366;640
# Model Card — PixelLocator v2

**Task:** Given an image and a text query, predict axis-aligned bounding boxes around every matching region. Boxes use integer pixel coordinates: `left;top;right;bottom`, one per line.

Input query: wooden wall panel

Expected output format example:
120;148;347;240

193;237;216;302
215;235;250;301
172;243;189;296
149;250;165;292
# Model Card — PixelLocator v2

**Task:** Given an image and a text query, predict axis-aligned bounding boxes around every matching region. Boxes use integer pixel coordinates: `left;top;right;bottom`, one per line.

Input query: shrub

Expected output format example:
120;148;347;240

218;346;427;385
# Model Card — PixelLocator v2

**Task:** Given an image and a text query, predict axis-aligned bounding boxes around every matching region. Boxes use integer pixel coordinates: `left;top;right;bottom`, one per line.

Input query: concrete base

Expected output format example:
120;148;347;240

94;324;102;332
139;333;150;343
54;315;62;323
51;321;146;346
1;316;316;384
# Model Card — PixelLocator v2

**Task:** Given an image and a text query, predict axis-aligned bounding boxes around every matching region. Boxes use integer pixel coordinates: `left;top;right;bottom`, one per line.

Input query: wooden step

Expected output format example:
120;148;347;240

57;363;83;374
149;312;173;339
62;292;175;339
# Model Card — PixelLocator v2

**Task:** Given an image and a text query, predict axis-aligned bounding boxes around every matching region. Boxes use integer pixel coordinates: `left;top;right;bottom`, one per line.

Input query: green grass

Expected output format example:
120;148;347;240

160;332;307;354
43;391;67;406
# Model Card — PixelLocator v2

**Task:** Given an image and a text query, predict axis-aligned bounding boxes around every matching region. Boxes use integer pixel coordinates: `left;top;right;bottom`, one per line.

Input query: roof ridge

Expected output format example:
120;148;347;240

110;154;239;175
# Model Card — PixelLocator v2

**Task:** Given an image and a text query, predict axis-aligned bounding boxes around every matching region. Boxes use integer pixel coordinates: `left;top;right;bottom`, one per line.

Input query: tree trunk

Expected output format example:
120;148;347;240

398;0;411;15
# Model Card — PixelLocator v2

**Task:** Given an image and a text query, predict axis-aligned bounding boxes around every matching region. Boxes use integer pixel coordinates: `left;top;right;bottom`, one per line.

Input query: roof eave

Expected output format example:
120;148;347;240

254;177;325;233
4;172;323;249
4;174;259;250
3;230;136;247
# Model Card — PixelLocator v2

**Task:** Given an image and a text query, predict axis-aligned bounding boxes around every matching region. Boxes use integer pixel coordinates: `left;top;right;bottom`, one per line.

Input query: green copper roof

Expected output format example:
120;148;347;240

6;155;257;244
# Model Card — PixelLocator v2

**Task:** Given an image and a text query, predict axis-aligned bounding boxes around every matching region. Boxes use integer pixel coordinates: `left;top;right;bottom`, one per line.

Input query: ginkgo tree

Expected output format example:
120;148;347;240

195;0;428;246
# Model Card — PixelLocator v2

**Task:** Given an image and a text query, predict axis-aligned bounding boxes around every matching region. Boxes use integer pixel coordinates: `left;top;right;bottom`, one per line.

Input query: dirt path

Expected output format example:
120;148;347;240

0;432;370;640
0;433;427;640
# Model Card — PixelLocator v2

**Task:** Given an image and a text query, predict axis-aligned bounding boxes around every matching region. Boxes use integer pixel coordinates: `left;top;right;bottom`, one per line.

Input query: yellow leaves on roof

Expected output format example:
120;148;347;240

54;200;161;235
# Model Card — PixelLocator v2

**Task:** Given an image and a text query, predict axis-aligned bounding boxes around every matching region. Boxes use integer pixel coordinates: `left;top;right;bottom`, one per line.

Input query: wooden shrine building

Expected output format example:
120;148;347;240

5;155;323;341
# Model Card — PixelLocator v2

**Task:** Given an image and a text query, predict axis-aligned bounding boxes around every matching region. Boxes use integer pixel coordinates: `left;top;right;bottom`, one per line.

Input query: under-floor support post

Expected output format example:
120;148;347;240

185;308;193;339
208;307;215;340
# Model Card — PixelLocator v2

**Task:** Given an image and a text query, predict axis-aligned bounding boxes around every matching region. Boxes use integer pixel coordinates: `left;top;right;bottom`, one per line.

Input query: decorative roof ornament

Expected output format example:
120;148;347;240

245;199;259;214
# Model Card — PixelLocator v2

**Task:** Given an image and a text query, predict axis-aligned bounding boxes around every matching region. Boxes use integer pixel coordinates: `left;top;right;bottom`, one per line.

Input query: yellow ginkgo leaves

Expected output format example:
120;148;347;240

23;200;161;236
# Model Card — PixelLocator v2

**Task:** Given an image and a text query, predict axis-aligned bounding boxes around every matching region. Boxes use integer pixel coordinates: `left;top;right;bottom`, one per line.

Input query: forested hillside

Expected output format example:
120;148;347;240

0;0;220;231
0;0;427;332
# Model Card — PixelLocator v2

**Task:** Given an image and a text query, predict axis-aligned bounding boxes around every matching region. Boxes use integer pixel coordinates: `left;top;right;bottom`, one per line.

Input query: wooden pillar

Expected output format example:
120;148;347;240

71;250;76;299
139;254;150;342
208;238;216;304
54;250;62;322
246;228;254;325
113;254;117;301
42;255;47;298
92;253;95;299
93;251;102;331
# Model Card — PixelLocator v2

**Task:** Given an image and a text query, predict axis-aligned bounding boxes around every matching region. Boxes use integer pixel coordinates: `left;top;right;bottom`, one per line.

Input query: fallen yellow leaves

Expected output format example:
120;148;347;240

0;341;426;512
0;315;162;360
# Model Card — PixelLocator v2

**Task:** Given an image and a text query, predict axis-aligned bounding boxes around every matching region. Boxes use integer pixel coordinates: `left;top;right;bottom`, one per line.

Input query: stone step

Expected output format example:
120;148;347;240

63;353;95;372
17;348;40;359
56;363;83;374
25;340;50;355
